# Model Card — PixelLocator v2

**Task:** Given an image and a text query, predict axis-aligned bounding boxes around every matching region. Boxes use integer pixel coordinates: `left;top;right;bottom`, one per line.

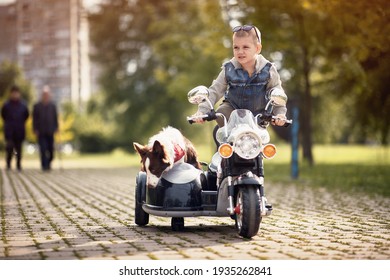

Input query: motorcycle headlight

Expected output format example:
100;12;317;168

234;132;261;159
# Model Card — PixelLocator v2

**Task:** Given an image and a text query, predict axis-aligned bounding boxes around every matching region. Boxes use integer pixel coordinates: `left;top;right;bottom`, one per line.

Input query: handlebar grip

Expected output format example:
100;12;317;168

203;110;217;122
266;115;293;127
283;119;293;127
187;110;217;124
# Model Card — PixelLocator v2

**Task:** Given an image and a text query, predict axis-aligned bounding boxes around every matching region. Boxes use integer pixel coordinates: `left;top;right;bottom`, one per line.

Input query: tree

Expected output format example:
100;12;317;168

0;61;34;102
240;0;389;165
72;93;120;152
318;0;390;145
88;0;230;148
240;0;330;165
88;0;389;156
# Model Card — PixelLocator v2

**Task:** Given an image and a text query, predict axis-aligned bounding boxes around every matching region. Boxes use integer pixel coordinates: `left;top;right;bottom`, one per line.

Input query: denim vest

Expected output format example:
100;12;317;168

224;62;272;115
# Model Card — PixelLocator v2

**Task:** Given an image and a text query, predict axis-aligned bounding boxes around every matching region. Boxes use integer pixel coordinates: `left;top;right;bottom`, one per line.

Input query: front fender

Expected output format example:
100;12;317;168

233;175;263;186
216;175;264;215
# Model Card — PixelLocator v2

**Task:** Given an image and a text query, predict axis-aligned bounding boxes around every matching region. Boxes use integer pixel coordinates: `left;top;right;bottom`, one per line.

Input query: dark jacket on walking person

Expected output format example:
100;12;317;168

1;85;29;170
33;86;58;171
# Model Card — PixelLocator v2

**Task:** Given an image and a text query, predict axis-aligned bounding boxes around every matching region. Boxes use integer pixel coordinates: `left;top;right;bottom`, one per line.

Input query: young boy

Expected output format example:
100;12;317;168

192;25;287;127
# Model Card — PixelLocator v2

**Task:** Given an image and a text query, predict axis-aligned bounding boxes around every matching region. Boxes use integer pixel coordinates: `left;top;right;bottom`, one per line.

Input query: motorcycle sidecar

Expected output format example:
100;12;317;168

134;162;221;231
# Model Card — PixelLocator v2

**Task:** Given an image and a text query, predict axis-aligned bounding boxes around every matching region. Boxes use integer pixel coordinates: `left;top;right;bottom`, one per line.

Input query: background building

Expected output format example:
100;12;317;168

0;0;92;106
0;3;17;63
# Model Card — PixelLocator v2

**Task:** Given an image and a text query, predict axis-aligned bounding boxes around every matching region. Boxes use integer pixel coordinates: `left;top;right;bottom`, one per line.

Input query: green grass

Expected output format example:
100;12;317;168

263;144;390;197
265;163;390;196
19;148;137;169
181;144;390;197
13;144;390;197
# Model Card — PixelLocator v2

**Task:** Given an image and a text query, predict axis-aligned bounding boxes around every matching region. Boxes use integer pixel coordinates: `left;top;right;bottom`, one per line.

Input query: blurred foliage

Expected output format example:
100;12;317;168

88;0;230;148
55;113;75;144
25;117;34;143
242;0;389;157
73;93;120;153
207;0;390;164
87;0;389;155
0;61;34;103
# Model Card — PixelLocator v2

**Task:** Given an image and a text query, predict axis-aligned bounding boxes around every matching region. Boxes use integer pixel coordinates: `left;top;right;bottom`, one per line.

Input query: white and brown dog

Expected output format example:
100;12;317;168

133;126;201;187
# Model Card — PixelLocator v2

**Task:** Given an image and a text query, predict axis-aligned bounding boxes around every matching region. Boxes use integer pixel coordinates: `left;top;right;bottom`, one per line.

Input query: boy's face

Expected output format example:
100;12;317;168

233;36;262;67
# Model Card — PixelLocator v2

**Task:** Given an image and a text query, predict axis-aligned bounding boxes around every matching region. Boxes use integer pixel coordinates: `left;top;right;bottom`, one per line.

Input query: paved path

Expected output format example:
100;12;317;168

0;168;389;260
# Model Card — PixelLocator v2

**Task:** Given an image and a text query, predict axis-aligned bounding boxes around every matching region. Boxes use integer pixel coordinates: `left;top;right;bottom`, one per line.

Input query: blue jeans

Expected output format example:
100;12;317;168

38;134;54;170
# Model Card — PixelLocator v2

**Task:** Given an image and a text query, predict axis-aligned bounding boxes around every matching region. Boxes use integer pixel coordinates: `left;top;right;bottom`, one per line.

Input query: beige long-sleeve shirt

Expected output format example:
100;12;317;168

198;54;287;116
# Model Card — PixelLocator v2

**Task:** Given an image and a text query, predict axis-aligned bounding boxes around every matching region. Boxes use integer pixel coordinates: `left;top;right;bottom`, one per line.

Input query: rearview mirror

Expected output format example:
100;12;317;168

187;86;209;105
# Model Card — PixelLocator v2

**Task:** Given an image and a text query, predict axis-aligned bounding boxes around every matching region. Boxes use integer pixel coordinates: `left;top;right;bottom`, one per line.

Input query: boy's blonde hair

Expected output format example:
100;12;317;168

233;26;261;45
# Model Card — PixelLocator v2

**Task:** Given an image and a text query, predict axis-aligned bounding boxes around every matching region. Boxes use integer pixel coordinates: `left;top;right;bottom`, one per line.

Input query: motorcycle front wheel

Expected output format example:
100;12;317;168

234;185;261;238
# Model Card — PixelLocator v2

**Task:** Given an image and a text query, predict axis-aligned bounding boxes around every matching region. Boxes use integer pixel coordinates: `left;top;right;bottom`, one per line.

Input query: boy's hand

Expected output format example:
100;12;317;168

191;111;206;123
273;114;286;126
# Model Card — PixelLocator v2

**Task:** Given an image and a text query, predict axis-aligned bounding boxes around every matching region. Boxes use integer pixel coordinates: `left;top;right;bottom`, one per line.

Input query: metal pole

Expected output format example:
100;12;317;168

57;129;63;171
291;106;299;179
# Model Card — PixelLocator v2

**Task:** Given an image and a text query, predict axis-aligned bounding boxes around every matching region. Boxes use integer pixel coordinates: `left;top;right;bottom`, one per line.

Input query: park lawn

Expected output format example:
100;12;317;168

263;144;390;197
17;144;389;197
14;148;137;169
180;143;390;197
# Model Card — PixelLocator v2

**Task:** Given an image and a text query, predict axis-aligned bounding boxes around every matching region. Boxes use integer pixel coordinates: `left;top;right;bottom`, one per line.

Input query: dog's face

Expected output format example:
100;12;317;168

133;141;171;187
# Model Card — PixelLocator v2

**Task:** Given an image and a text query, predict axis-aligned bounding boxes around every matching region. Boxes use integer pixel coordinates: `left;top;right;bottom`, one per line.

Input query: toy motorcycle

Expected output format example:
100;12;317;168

134;86;291;238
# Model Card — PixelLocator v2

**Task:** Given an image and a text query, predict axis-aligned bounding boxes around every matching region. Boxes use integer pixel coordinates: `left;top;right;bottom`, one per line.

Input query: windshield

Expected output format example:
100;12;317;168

216;109;259;143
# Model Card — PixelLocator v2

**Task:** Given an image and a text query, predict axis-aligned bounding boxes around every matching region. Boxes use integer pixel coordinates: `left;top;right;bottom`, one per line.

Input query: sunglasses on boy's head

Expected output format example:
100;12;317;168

232;25;261;43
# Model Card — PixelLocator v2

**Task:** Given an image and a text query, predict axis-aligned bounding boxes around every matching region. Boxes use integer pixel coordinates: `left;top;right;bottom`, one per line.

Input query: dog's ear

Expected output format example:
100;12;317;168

152;141;170;164
152;140;164;155
133;142;148;157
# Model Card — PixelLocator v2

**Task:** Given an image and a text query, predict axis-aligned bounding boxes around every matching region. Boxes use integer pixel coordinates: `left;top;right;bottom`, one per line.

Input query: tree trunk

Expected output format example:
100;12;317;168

381;122;389;146
301;46;314;166
297;14;314;166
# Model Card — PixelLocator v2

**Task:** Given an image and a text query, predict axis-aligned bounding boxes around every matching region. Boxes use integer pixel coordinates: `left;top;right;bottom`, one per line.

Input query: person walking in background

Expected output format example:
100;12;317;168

33;85;58;171
1;85;29;171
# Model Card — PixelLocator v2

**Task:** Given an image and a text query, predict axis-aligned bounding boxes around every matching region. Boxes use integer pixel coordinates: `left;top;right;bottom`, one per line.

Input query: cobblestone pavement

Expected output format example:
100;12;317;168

0;167;389;260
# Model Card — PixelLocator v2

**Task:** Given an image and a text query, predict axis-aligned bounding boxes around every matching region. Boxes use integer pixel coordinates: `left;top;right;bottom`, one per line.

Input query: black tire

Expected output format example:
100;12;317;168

135;172;149;226
171;217;185;231
234;185;261;238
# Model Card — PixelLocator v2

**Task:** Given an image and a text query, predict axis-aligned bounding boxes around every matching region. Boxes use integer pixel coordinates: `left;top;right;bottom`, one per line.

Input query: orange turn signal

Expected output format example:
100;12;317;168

218;143;233;158
262;144;277;159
